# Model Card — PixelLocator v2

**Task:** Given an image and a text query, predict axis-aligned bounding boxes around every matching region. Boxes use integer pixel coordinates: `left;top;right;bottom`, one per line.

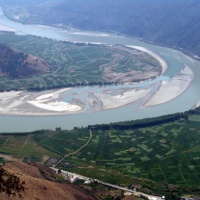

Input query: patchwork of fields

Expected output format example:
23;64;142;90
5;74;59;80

0;32;161;91
1;114;200;193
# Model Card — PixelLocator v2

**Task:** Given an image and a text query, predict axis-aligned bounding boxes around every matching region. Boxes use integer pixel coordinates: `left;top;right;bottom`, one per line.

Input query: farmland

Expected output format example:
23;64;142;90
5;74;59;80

1;113;200;197
0;32;161;91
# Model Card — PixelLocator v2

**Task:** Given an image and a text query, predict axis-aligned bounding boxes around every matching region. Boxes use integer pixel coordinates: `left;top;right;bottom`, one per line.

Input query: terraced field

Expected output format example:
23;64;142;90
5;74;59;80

0;32;161;91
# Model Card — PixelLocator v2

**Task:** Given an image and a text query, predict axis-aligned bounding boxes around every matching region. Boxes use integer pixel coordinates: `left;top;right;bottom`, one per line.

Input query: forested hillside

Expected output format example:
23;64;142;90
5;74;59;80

2;0;200;58
43;0;200;57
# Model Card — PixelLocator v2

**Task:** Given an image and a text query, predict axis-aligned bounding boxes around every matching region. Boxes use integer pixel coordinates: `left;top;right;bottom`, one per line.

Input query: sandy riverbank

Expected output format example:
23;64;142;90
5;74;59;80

0;64;194;115
27;88;81;112
0;36;193;115
87;87;151;110
0;88;83;115
144;65;194;107
127;45;168;74
70;31;110;37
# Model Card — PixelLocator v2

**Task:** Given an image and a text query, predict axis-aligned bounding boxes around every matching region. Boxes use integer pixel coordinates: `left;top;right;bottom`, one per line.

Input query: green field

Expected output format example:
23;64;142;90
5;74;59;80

0;32;161;91
1;113;200;197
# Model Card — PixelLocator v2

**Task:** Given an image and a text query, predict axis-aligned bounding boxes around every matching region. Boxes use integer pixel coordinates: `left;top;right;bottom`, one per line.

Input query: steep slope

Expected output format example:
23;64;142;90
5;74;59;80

0;44;51;78
46;0;200;57
2;0;200;57
0;161;96;200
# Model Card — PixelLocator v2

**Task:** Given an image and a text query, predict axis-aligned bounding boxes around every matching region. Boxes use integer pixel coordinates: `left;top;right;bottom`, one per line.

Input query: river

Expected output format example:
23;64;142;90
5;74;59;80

0;7;200;132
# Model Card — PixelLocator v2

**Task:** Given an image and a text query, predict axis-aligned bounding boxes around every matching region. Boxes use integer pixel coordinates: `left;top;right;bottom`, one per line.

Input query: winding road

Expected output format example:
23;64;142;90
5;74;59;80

51;167;164;200
55;129;92;167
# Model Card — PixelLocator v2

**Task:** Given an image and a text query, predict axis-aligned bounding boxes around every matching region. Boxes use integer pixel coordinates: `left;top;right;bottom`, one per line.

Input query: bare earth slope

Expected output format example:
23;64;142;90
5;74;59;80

0;161;96;200
0;44;51;78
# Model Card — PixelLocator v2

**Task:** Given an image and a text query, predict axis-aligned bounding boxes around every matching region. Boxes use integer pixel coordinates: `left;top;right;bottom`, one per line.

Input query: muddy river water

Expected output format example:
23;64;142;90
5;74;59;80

0;8;200;132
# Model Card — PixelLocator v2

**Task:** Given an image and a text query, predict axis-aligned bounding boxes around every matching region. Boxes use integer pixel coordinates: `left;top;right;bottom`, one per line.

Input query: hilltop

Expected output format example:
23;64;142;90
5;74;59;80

0;161;140;200
0;161;96;200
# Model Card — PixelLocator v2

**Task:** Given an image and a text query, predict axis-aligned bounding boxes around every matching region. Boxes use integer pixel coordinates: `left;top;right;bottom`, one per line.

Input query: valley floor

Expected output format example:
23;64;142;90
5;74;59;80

0;64;193;116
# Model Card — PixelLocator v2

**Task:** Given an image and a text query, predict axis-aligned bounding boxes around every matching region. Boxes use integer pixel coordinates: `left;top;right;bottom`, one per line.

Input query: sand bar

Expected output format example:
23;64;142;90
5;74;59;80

0;91;21;99
0;88;82;115
144;65;194;107
35;88;71;102
89;87;151;110
27;100;81;112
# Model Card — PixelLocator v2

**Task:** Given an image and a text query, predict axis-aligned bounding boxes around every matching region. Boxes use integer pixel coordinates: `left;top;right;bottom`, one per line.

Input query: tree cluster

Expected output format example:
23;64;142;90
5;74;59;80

88;108;200;130
0;168;26;197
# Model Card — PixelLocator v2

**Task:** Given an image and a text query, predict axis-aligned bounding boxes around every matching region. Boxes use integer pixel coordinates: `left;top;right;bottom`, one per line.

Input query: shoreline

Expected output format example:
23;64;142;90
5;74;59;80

143;65;194;107
0;11;197;116
0;64;194;116
87;87;151;111
127;45;168;75
0;88;85;116
1;4;199;66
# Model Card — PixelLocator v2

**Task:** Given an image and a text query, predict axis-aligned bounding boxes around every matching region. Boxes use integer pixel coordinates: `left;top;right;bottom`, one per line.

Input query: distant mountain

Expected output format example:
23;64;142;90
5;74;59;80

1;0;200;57
0;0;50;5
0;44;51;78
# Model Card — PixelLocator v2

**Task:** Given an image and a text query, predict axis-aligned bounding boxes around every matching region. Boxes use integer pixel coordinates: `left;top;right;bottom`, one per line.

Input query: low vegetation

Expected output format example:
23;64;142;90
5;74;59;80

1;109;200;198
0;32;161;91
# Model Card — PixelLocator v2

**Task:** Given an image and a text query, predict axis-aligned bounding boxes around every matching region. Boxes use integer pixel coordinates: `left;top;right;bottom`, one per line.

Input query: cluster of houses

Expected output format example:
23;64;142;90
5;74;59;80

51;167;166;200
52;167;93;184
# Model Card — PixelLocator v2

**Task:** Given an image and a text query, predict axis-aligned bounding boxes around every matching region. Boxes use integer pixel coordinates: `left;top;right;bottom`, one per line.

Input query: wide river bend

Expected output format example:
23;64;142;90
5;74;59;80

0;8;200;132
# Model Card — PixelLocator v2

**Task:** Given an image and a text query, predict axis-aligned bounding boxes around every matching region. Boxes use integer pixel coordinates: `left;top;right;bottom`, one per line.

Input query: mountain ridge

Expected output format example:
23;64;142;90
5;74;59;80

2;0;200;58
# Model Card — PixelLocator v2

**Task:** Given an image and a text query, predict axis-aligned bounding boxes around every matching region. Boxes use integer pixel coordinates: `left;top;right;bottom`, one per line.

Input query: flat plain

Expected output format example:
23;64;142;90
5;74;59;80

1;114;200;196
